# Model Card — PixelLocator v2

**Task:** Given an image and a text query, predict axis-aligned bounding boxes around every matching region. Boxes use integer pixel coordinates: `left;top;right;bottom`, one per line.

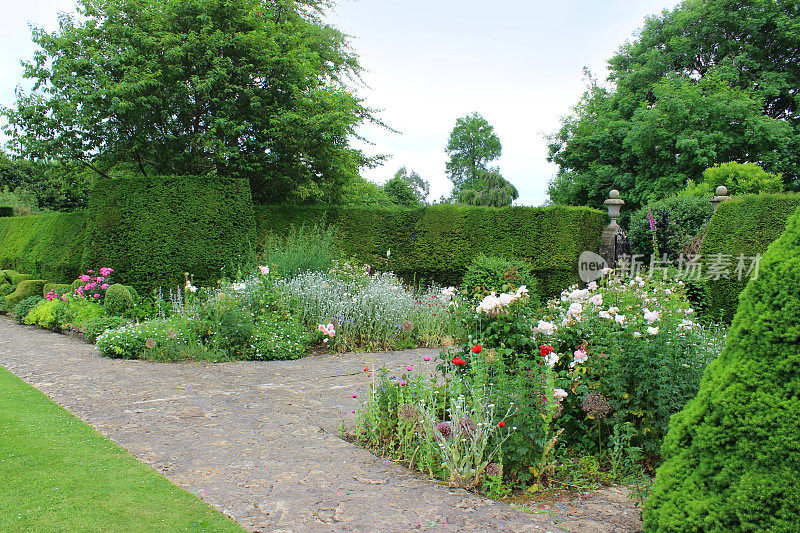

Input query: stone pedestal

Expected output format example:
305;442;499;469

598;225;622;268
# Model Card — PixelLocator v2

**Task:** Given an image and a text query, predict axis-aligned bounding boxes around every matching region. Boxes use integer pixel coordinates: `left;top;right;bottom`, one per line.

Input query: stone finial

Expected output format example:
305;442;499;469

603;189;624;227
710;185;732;211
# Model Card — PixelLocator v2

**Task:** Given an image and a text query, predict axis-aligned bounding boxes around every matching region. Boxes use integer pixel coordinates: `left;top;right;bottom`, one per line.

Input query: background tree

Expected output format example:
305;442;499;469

388;166;429;203
2;0;381;204
548;0;800;211
701;161;783;195
458;169;518;207
445;112;502;197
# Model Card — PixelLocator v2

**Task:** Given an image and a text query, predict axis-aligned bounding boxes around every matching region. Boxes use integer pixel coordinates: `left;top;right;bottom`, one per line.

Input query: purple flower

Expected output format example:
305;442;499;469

434;421;452;440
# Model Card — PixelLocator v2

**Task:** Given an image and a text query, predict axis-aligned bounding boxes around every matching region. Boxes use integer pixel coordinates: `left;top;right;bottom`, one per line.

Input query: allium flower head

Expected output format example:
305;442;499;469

456;417;477;438
582;392;612;419
434;421;452;440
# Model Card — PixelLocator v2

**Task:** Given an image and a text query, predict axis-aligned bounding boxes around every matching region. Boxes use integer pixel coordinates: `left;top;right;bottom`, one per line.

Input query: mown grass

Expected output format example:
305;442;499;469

0;365;246;532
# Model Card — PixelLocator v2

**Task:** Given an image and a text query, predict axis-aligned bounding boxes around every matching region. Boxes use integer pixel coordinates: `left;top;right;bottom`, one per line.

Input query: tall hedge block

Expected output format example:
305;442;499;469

644;204;800;532
83;176;255;292
255;204;606;294
699;193;800;321
0;213;87;281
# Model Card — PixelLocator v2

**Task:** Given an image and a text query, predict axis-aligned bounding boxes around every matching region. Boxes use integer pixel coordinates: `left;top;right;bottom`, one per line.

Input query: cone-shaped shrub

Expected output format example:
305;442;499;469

643;206;800;532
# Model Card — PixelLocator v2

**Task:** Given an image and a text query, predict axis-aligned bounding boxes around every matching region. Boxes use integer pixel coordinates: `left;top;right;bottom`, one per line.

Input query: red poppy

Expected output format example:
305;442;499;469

540;345;553;357
498;421;505;428
471;344;482;354
452;357;467;366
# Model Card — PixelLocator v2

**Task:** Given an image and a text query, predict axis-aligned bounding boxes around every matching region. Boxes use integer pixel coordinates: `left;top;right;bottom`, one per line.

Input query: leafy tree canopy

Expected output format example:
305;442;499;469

445;112;502;196
388;166;429;203
458;169;518;207
2;0;381;204
548;0;800;211
701;161;783;195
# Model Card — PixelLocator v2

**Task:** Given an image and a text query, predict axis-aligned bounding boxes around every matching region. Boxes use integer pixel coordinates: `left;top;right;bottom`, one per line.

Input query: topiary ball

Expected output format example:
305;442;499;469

103;284;134;317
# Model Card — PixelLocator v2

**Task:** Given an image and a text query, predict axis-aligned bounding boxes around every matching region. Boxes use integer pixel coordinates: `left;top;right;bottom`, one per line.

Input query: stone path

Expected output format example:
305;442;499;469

0;317;642;532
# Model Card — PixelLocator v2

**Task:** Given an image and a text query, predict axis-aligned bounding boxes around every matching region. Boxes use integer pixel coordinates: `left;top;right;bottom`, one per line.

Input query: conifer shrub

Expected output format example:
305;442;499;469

643;205;800;532
1;269;18;283
5;280;46;308
103;284;134;317
0;283;12;297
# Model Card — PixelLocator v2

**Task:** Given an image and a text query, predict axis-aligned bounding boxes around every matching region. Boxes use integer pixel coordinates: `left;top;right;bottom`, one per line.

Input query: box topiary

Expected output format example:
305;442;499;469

5;280;47;308
10;273;33;286
644;204;800;531
103;284;134;317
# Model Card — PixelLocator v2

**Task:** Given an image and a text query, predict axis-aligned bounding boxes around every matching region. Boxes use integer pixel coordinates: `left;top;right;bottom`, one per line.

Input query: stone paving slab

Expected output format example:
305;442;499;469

0;317;571;532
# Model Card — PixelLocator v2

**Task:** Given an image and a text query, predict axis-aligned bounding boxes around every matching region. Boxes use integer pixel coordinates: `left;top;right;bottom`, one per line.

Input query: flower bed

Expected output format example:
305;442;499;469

351;271;727;496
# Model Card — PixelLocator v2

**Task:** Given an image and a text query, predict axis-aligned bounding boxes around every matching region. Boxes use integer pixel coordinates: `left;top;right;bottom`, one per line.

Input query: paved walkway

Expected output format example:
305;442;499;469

0;317;640;532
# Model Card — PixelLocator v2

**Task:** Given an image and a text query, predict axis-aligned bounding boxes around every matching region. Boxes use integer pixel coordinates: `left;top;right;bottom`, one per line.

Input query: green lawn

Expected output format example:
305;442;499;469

0;365;246;532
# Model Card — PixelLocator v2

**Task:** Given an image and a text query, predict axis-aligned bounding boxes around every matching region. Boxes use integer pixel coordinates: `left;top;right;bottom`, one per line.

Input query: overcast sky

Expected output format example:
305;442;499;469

0;0;682;205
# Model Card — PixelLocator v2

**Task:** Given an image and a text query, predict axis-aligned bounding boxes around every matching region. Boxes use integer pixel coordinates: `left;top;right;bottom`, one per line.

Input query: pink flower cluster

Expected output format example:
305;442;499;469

317;322;335;344
75;267;114;300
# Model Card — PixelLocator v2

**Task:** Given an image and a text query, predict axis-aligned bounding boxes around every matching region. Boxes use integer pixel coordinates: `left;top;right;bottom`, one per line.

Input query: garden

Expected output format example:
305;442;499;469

0;215;732;513
1;0;800;530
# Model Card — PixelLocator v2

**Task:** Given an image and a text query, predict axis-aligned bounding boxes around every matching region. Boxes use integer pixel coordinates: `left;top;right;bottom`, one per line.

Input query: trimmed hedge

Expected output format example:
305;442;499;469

5;280;46;308
255;204;607;295
83;176;256;292
699;193;800;321
644;203;800;531
0;213;87;282
10;274;33;286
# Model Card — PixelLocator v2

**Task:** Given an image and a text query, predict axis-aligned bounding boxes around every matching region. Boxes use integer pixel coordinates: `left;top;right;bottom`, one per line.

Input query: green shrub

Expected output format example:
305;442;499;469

5;279;46;308
0;283;12;297
14;296;43;324
23;298;66;330
103;284;134;317
83;176;255;292
701;161;784;195
248;315;311;361
644;204;800;532
43;283;73;299
461;254;538;298
699;193;800;322
84;316;130;343
629;194;713;260
61;298;107;331
10;273;33;286
0;212;86;280
95;317;199;360
1;269;19;283
256;204;606;295
210;300;254;358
